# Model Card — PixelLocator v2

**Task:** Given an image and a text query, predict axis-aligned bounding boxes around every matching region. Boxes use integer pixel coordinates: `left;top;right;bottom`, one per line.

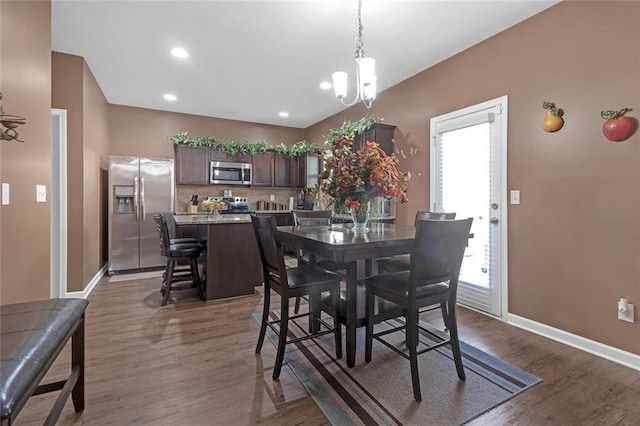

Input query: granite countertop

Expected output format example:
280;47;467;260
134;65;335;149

173;214;252;225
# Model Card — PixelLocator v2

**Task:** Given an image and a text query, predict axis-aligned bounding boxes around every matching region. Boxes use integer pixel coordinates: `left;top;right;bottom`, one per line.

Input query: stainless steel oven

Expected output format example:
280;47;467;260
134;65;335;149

210;161;252;185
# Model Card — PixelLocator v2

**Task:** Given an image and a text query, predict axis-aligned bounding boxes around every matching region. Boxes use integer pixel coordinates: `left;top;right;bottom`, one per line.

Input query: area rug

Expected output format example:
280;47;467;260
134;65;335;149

253;311;540;425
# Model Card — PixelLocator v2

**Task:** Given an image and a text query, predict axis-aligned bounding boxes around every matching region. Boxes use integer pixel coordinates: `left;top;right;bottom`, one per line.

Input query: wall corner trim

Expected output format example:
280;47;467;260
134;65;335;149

65;264;107;299
508;314;640;371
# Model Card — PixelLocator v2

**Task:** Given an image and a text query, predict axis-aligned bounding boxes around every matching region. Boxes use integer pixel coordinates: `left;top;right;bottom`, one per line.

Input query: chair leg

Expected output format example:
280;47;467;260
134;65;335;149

440;302;450;331
309;292;321;334
71;314;85;412
294;296;301;314
332;288;342;359
407;307;422;402
365;288;375;363
161;260;175;306
447;300;466;381
255;283;270;354
161;260;171;294
191;258;205;301
273;296;290;380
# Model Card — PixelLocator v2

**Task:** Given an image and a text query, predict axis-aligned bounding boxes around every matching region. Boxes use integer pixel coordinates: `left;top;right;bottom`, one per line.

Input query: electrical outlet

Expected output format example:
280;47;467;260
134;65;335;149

618;302;635;323
510;190;520;205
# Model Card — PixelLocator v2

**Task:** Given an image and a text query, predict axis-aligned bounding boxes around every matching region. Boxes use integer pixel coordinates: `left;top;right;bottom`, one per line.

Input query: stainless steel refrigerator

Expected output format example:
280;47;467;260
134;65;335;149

109;156;174;273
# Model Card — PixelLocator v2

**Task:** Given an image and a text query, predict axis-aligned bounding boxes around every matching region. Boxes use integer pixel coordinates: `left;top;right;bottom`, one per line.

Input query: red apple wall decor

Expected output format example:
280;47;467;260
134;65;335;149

601;108;637;142
542;101;564;132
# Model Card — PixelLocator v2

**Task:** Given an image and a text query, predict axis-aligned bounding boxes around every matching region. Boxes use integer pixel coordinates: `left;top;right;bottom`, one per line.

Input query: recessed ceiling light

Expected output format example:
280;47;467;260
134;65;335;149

279;112;289;118
170;47;189;59
163;94;177;101
320;82;333;90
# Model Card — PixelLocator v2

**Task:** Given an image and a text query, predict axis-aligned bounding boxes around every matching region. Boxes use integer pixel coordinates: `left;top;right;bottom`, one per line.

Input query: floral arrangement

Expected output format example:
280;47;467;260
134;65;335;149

319;126;410;221
202;199;226;214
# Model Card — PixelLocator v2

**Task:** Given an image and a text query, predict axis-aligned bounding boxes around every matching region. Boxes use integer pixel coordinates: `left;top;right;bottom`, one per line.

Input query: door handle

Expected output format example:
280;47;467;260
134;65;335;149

490;217;499;224
140;177;145;221
133;176;139;222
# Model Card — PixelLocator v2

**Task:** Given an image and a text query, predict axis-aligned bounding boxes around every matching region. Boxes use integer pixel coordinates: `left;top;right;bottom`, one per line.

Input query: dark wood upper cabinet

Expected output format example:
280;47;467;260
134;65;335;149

175;144;210;185
274;154;294;188
294;153;321;189
210;149;251;163
251;152;274;187
253;152;297;188
354;123;397;156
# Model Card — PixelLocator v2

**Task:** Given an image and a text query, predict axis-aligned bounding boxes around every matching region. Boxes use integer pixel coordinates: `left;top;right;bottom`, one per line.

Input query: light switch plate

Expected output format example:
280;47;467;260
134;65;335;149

2;183;9;205
36;185;47;203
510;190;520;205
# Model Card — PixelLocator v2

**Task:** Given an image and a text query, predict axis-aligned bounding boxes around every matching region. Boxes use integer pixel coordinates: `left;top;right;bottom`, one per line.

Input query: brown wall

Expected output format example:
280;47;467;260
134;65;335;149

52;53;84;293
52;52;109;292
306;1;640;354
108;105;305;210
0;0;52;304
52;52;109;291
82;60;110;285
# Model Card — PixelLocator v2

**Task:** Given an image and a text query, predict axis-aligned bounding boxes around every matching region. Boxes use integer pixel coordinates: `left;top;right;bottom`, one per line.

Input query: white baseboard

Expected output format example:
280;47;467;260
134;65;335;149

508;313;640;371
65;264;107;299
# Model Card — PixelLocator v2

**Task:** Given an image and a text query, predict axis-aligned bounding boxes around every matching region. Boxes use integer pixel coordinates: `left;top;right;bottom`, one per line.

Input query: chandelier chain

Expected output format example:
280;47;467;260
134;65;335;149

355;0;364;58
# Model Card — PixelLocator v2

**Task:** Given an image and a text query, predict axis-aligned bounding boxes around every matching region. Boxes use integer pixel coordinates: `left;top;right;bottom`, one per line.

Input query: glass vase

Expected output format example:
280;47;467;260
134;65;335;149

350;201;371;233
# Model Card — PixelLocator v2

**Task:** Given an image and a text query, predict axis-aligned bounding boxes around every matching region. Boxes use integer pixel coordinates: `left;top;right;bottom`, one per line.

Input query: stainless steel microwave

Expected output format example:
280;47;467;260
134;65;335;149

210;161;252;185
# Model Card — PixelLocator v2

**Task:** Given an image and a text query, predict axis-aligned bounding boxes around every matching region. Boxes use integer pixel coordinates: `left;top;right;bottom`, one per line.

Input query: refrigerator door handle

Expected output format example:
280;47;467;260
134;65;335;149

133;176;139;222
140;176;145;221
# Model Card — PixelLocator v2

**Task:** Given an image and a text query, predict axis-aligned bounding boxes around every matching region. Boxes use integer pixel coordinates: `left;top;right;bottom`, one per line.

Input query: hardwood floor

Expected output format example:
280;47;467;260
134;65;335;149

14;273;640;425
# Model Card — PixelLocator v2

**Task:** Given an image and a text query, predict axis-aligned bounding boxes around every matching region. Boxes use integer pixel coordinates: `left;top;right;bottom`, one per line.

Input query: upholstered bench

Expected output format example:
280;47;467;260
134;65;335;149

1;298;88;425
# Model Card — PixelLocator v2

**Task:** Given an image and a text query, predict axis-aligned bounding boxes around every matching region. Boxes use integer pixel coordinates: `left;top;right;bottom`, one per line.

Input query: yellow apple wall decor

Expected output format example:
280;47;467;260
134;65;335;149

542;102;564;132
601;108;637;142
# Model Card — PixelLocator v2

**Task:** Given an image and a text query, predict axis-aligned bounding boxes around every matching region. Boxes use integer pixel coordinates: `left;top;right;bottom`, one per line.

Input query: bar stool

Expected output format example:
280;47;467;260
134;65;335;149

154;214;205;306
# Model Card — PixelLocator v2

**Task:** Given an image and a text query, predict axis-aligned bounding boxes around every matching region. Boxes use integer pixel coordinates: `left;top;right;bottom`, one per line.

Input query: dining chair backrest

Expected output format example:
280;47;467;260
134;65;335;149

293;210;332;227
410;218;473;295
414;210;456;226
154;214;171;257
251;214;289;295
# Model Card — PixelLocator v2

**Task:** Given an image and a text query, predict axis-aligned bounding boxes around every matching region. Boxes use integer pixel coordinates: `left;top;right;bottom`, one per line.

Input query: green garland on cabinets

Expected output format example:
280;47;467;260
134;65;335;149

170;132;322;157
169;115;382;157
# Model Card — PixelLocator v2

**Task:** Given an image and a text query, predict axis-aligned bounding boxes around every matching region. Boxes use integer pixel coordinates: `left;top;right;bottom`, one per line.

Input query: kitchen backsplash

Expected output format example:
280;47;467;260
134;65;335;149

176;185;304;212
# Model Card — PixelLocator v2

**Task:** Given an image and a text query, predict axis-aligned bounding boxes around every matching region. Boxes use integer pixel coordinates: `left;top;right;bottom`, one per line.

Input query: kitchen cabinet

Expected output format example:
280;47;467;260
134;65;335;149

274;154;294;187
175;145;210;185
251;152;274;187
294;153;321;189
210;149;251;164
354;123;396;156
252;152;295;188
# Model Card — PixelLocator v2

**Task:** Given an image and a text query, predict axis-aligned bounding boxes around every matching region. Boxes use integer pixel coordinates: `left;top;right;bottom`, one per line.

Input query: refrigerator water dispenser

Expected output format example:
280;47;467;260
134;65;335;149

113;185;134;214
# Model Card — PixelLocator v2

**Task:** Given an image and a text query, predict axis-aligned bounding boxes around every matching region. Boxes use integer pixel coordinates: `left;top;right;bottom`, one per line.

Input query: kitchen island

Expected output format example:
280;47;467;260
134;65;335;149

174;214;261;301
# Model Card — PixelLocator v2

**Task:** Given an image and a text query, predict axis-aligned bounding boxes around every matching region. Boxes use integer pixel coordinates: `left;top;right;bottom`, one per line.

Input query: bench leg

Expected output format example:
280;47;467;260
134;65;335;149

71;314;85;413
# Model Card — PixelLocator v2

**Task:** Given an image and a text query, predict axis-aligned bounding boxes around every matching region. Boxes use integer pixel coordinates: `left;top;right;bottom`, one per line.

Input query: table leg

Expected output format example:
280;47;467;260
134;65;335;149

346;261;358;368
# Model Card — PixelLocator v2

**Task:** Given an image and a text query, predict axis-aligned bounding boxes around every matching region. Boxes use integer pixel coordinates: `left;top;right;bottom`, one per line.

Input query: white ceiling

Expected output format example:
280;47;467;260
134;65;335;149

52;0;558;129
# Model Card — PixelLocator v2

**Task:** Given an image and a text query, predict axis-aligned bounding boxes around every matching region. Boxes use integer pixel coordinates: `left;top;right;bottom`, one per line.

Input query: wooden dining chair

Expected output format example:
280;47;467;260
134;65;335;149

376;211;456;274
291;210;349;314
251;214;342;380
364;217;473;402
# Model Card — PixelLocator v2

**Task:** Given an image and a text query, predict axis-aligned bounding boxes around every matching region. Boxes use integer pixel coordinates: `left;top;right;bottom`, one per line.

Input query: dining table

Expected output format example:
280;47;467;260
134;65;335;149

277;222;417;367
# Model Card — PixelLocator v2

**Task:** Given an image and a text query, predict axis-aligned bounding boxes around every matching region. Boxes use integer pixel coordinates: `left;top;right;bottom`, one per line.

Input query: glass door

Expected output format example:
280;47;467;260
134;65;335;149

430;96;508;318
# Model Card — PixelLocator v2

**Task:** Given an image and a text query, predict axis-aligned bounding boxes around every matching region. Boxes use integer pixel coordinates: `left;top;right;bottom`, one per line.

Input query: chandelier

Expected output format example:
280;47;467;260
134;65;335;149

332;0;376;108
